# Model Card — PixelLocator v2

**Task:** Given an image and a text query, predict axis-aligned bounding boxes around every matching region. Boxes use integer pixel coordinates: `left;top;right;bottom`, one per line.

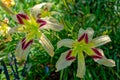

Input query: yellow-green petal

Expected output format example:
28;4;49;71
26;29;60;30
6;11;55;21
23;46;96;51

76;51;85;78
83;46;95;56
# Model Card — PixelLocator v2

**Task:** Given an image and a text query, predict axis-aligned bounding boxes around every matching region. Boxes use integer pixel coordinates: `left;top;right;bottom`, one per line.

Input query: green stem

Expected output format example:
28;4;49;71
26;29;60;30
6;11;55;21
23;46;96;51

50;57;53;64
60;70;64;80
0;1;14;15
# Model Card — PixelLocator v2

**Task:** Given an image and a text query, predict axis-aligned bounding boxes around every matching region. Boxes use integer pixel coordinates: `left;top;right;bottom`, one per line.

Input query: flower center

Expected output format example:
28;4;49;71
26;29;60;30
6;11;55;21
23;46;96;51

22;16;42;41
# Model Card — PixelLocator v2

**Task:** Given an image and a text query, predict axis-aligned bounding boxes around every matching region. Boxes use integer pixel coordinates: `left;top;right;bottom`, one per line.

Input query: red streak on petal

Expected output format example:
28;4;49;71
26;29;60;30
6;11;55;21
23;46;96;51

78;33;85;42
17;15;23;24
92;48;102;57
91;48;103;59
85;33;88;43
66;56;76;61
23;40;33;50
66;50;76;61
21;38;33;50
18;14;29;20
22;38;26;42
91;55;102;59
16;14;29;24
66;50;72;59
37;19;47;27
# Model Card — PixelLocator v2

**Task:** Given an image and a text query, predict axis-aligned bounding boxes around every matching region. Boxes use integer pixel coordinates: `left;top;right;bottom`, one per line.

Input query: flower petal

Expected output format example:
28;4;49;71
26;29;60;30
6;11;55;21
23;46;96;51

21;38;33;50
37;19;47;27
92;49;115;67
40;17;63;31
12;13;29;24
78;28;85;40
66;50;76;61
83;47;95;56
16;13;29;24
91;35;111;47
78;28;94;42
91;48;103;59
96;57;116;67
39;33;54;57
8;26;18;34
76;51;85;78
8;26;24;34
86;28;94;41
57;39;75;49
78;33;85;42
55;50;75;72
31;2;53;19
15;38;33;60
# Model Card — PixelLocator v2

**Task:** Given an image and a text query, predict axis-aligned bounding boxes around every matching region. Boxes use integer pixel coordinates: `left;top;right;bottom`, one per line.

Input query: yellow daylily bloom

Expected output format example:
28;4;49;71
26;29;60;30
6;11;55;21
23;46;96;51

56;28;115;78
1;0;15;7
0;18;11;37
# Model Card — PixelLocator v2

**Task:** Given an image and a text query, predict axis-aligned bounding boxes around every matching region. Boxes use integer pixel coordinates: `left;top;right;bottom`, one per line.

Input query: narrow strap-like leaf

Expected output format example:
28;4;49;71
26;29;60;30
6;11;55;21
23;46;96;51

12;53;20;79
8;54;16;78
8;53;19;79
1;60;10;80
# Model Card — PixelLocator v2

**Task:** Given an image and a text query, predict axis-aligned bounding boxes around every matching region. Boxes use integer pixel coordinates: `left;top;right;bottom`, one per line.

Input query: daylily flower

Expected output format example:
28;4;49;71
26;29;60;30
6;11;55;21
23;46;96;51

55;28;115;78
31;2;53;19
8;3;63;60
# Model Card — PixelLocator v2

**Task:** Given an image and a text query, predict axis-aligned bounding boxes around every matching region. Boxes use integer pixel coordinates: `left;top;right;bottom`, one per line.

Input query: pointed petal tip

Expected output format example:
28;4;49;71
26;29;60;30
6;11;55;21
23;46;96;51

95;57;116;67
107;59;116;67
